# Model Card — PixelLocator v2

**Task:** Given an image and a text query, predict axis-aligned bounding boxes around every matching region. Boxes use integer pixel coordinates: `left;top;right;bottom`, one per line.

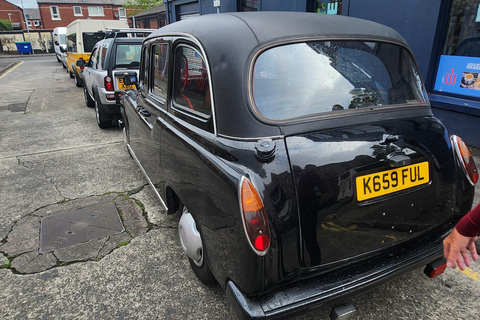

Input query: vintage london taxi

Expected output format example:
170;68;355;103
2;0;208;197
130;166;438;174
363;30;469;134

119;12;478;319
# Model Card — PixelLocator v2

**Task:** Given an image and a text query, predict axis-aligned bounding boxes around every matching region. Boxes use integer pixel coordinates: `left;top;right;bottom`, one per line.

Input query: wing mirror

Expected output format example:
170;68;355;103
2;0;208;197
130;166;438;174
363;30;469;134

76;59;86;67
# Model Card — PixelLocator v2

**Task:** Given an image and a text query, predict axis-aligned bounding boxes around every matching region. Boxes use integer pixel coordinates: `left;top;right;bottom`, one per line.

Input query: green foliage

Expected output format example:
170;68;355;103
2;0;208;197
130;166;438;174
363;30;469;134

123;0;162;15
0;19;13;31
116;240;130;248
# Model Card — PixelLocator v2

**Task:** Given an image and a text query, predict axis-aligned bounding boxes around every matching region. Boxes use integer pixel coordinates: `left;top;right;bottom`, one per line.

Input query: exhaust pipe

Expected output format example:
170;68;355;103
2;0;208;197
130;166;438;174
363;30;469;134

330;303;356;320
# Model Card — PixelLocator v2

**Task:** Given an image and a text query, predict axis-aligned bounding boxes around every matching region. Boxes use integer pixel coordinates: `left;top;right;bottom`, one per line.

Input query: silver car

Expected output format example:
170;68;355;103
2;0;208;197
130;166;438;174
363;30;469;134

78;35;146;128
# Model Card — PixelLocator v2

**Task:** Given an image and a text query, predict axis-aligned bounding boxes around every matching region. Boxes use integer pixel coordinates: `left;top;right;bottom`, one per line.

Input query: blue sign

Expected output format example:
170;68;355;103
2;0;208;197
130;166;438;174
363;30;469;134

434;55;480;98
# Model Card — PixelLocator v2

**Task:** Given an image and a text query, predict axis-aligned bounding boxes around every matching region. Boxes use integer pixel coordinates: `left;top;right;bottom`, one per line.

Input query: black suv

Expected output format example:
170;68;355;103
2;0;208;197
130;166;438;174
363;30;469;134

77;30;153;128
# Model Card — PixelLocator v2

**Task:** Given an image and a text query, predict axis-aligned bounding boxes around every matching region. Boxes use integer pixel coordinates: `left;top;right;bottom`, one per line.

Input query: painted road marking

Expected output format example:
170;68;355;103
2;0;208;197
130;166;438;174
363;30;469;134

0;60;23;79
457;267;480;281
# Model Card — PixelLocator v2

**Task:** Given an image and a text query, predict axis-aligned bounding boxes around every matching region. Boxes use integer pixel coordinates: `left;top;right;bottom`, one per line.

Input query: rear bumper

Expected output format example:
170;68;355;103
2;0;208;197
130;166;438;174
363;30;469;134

226;228;449;320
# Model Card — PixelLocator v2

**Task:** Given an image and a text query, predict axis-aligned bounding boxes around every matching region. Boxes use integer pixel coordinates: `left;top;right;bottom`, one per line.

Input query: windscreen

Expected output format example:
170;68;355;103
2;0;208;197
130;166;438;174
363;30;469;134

252;41;427;121
115;44;142;68
59;34;66;45
82;32;105;53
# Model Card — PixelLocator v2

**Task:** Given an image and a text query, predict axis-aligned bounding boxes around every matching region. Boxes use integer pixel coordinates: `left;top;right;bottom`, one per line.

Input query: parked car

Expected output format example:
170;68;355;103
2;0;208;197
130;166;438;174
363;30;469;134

78;30;152;128
53;27;66;63
120;12;478;319
65;19;130;87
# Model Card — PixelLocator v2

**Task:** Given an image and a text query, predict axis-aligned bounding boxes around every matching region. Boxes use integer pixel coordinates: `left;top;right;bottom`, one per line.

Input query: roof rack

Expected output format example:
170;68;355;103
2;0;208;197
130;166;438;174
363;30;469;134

104;28;156;40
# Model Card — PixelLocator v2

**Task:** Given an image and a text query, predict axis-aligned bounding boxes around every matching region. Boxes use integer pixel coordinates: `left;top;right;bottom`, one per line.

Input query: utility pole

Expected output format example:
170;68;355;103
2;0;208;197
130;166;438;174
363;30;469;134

20;0;33;54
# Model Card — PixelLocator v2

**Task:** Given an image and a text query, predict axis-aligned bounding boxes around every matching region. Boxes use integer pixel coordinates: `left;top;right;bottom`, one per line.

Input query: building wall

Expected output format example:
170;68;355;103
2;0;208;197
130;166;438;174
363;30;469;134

0;0;26;30
343;0;442;84
38;3;134;29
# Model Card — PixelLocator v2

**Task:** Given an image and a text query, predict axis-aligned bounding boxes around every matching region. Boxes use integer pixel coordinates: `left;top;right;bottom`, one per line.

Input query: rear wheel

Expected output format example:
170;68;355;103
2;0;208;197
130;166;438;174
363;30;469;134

83;85;94;107
68;66;74;78
178;205;216;284
95;94;111;129
74;69;83;87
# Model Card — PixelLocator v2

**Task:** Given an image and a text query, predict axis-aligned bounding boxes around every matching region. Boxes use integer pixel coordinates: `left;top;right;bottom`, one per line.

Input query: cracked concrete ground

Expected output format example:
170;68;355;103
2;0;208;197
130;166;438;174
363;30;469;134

1;55;480;320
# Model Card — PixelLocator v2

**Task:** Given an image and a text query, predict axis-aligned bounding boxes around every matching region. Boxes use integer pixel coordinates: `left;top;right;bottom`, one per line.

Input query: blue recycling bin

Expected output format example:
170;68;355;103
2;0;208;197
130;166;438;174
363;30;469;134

15;41;32;54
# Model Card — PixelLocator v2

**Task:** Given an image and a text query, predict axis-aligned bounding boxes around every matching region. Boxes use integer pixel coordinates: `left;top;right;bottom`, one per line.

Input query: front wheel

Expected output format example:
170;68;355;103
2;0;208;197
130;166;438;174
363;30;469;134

178;205;216;284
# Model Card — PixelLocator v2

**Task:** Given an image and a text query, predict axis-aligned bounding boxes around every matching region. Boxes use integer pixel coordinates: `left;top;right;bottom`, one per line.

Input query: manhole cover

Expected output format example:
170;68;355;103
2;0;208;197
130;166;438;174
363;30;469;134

39;202;124;253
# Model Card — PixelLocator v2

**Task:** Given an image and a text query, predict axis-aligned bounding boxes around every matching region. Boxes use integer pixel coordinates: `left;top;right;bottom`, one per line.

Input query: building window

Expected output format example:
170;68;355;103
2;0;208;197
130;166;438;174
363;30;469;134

239;0;257;11
118;7;127;20
27;20;32;27
88;6;104;17
33;20;40;27
50;6;60;20
434;0;480;99
73;6;83;16
313;1;342;15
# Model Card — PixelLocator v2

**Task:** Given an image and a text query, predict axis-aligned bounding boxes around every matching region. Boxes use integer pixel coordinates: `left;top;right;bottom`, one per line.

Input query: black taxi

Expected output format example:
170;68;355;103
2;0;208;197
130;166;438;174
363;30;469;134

120;12;478;319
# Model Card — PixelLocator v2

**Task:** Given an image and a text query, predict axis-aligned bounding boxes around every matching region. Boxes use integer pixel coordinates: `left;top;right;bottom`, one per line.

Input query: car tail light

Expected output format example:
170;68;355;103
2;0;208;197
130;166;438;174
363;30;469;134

104;76;114;92
239;177;270;255
452;135;478;184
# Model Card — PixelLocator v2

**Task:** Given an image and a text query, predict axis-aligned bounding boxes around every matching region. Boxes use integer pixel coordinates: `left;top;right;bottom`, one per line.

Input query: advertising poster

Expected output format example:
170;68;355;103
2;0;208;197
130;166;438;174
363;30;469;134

434;55;480;98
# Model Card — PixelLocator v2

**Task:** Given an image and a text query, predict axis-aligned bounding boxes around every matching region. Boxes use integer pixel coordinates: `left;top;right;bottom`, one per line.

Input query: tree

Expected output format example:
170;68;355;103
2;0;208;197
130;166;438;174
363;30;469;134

123;0;162;15
0;19;13;31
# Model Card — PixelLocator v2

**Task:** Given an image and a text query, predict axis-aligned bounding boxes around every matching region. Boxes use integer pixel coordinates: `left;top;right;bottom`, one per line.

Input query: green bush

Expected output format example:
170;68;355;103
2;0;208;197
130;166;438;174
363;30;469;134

0;19;12;31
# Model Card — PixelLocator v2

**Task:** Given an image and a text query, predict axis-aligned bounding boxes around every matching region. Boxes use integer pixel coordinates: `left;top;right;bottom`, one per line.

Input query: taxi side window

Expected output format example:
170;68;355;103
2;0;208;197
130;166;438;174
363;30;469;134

139;45;149;92
172;45;211;118
152;43;168;101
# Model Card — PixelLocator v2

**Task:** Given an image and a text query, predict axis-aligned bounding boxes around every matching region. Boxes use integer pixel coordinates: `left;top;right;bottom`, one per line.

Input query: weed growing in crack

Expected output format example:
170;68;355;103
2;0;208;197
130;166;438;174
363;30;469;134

116;241;130;248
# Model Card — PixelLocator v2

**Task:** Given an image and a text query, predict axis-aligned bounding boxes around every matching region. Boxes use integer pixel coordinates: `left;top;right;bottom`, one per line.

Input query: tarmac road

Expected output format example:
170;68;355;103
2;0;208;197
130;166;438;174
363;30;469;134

0;55;479;320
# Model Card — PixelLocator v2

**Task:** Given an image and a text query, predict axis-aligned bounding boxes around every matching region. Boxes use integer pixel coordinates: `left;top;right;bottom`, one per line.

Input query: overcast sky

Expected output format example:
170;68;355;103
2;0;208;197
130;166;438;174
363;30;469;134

7;0;38;8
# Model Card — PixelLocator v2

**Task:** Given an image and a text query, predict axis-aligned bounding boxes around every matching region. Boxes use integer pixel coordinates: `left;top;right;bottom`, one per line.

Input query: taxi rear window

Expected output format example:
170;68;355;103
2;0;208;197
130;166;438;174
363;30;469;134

252;41;427;121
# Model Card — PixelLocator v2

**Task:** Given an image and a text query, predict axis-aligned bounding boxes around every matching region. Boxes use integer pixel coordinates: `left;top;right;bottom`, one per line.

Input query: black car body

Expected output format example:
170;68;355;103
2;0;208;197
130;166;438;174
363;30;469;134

120;12;478;319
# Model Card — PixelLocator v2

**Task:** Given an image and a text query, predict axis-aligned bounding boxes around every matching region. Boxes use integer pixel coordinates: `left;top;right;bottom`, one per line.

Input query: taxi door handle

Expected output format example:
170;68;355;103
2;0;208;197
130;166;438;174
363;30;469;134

138;107;151;117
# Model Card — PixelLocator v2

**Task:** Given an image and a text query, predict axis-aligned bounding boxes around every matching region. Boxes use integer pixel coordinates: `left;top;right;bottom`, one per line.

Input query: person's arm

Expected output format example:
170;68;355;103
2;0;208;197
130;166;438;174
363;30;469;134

443;202;480;270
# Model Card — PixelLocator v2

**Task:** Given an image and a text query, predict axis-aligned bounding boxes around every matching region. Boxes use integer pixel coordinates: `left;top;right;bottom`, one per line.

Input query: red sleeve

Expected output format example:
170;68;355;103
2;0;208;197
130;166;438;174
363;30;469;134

456;202;480;237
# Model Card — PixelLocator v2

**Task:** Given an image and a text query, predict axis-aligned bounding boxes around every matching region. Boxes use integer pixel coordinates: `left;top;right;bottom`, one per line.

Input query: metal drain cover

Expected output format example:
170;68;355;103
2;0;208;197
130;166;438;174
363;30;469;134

39;202;124;253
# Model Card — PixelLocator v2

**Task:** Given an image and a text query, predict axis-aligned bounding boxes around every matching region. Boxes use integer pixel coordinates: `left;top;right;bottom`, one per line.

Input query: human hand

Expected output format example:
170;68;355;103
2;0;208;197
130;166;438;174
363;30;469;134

443;227;478;271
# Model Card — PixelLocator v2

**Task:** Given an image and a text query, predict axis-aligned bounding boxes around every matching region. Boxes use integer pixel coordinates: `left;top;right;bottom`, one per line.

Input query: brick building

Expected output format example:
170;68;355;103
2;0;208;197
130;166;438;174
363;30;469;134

130;3;166;29
37;0;134;29
1;0;27;30
25;8;43;28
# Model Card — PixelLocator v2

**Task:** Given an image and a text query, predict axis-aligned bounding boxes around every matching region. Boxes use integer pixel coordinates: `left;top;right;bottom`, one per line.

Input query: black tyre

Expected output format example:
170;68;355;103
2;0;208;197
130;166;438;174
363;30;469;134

74;69;83;87
178;205;216;285
83;85;94;107
95;94;111;129
68;66;74;78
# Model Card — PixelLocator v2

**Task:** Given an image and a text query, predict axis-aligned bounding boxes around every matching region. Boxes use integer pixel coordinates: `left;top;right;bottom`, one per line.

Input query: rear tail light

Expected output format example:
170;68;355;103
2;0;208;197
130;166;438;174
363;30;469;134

239;177;270;255
104;76;114;92
452;135;478;184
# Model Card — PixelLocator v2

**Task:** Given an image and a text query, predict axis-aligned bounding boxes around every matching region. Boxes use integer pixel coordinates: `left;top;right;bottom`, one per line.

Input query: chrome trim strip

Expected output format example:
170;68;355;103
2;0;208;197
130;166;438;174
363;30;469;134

127;143;168;210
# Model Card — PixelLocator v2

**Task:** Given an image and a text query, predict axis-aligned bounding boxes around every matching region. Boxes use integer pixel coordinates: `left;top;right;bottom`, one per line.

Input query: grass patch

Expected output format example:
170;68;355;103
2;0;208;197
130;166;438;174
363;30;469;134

116;241;130;248
0;263;11;269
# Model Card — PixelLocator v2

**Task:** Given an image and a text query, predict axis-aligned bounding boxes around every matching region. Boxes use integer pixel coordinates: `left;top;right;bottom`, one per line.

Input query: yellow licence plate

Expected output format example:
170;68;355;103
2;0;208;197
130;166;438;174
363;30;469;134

356;161;430;202
117;77;135;90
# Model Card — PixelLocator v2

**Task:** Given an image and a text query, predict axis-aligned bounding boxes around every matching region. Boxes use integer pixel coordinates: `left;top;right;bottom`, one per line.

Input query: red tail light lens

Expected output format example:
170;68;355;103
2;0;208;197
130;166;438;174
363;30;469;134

105;76;114;92
240;177;270;255
452;135;478;184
